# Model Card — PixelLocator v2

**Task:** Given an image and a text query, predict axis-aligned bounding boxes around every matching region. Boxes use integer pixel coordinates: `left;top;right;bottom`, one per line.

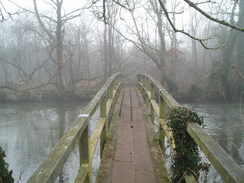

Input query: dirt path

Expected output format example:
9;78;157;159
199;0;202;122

110;87;156;183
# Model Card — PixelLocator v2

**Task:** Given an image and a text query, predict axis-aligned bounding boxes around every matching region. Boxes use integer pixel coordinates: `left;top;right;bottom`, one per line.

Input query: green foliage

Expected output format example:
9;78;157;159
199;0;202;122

167;107;209;182
0;146;14;183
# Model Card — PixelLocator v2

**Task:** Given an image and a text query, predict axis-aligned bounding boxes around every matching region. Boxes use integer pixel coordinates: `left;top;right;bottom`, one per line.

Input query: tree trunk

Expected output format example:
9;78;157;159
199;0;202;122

170;5;177;82
236;0;244;95
104;23;108;78
191;39;199;82
156;6;166;86
56;1;64;97
221;0;243;99
108;8;113;77
3;64;8;84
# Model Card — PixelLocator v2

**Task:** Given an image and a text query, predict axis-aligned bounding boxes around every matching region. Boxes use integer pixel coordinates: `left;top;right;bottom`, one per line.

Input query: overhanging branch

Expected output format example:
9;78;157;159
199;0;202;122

183;0;244;32
158;0;222;50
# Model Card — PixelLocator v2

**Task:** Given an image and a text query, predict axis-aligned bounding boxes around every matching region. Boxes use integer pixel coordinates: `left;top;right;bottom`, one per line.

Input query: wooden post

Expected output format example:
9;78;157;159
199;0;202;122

107;85;113;128
145;78;149;90
79;126;90;183
108;85;113;99
150;104;154;123
150;84;155;123
100;94;107;118
145;93;149;107
117;76;120;86
139;75;142;84
159;96;166;119
114;79;117;91
159;95;166;152
100;95;107;156
150;83;155;99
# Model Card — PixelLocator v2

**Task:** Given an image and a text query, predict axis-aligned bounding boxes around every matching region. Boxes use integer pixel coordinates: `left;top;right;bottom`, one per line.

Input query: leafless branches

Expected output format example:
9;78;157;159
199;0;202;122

0;0;23;22
89;0;243;49
183;0;244;32
0;1;11;22
194;0;216;6
157;0;224;49
0;57;46;83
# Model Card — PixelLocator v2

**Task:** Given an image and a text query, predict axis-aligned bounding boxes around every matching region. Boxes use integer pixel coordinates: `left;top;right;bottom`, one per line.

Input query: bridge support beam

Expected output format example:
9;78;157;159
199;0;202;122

150;84;155;123
79;126;90;183
100;95;107;157
159;96;166;152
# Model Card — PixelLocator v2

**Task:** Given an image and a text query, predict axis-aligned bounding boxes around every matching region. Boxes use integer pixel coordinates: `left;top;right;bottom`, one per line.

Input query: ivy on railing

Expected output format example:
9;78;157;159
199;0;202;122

167;107;209;182
0;146;14;183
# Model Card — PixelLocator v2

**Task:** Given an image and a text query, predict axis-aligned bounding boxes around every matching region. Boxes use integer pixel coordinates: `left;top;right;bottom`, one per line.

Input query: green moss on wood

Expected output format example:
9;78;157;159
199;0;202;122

136;88;171;183
96;90;124;183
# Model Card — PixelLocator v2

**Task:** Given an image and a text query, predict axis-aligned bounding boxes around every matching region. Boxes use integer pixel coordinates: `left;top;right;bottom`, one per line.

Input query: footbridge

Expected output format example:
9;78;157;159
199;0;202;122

27;73;244;183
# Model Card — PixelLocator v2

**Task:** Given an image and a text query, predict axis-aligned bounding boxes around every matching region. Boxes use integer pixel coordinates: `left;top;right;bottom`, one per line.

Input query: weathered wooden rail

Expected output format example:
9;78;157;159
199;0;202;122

136;73;244;183
27;73;123;183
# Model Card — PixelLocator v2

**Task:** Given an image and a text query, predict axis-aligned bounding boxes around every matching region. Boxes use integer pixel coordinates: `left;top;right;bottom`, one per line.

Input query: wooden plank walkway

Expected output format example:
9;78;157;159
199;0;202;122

110;87;156;183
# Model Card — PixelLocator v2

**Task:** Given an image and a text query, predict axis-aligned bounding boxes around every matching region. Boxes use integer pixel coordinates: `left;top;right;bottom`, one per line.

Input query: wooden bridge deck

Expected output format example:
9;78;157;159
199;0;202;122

110;87;156;183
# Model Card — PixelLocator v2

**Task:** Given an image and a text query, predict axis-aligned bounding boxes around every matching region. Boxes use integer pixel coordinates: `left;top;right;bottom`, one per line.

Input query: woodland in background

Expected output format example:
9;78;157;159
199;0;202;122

0;0;243;103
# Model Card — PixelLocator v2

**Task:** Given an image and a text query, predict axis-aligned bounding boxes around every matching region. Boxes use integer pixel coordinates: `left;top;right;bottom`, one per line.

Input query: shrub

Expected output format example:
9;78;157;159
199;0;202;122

167;107;209;182
0;146;14;183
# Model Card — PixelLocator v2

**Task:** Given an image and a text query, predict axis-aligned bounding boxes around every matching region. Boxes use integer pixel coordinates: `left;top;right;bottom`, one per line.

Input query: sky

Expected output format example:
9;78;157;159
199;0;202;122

4;0;87;14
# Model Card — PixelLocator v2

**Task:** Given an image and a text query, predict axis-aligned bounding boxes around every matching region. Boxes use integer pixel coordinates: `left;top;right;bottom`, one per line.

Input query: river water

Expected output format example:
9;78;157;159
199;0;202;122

0;103;86;183
0;102;243;182
183;103;244;182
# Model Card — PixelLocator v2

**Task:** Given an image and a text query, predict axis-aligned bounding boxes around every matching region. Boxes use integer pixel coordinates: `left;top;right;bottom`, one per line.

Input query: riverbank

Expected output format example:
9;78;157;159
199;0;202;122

0;81;103;103
0;88;96;103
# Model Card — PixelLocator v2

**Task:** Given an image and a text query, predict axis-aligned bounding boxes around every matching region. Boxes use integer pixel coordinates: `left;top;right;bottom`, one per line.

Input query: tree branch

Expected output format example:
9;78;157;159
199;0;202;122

33;0;55;42
194;0;216;6
61;8;83;19
112;0;134;11
157;0;222;50
183;0;244;32
8;0;57;23
0;0;22;21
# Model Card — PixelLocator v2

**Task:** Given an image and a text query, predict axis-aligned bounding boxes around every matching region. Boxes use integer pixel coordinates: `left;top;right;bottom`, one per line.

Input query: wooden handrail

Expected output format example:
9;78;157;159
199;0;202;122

28;73;123;183
136;73;244;183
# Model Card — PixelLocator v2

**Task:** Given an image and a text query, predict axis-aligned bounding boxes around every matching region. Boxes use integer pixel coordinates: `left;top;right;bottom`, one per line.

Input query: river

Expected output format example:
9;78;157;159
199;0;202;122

183;103;244;182
0;102;243;182
0;103;86;183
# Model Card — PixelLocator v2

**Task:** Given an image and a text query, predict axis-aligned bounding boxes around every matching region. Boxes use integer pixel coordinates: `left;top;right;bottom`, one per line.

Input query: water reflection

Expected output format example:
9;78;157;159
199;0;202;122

0;103;85;183
184;103;244;182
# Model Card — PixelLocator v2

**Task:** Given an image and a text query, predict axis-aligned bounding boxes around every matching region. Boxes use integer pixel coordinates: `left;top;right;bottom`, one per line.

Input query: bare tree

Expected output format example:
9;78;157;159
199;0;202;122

32;0;83;97
64;22;92;95
0;17;49;86
112;0;168;86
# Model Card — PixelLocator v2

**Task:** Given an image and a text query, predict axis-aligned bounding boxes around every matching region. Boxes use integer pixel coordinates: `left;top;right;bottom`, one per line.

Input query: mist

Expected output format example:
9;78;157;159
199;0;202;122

0;1;244;182
0;0;243;103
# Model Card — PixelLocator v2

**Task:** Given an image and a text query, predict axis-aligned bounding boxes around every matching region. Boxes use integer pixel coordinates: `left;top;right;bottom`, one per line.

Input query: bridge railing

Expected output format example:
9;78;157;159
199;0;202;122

28;73;123;183
136;73;244;183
